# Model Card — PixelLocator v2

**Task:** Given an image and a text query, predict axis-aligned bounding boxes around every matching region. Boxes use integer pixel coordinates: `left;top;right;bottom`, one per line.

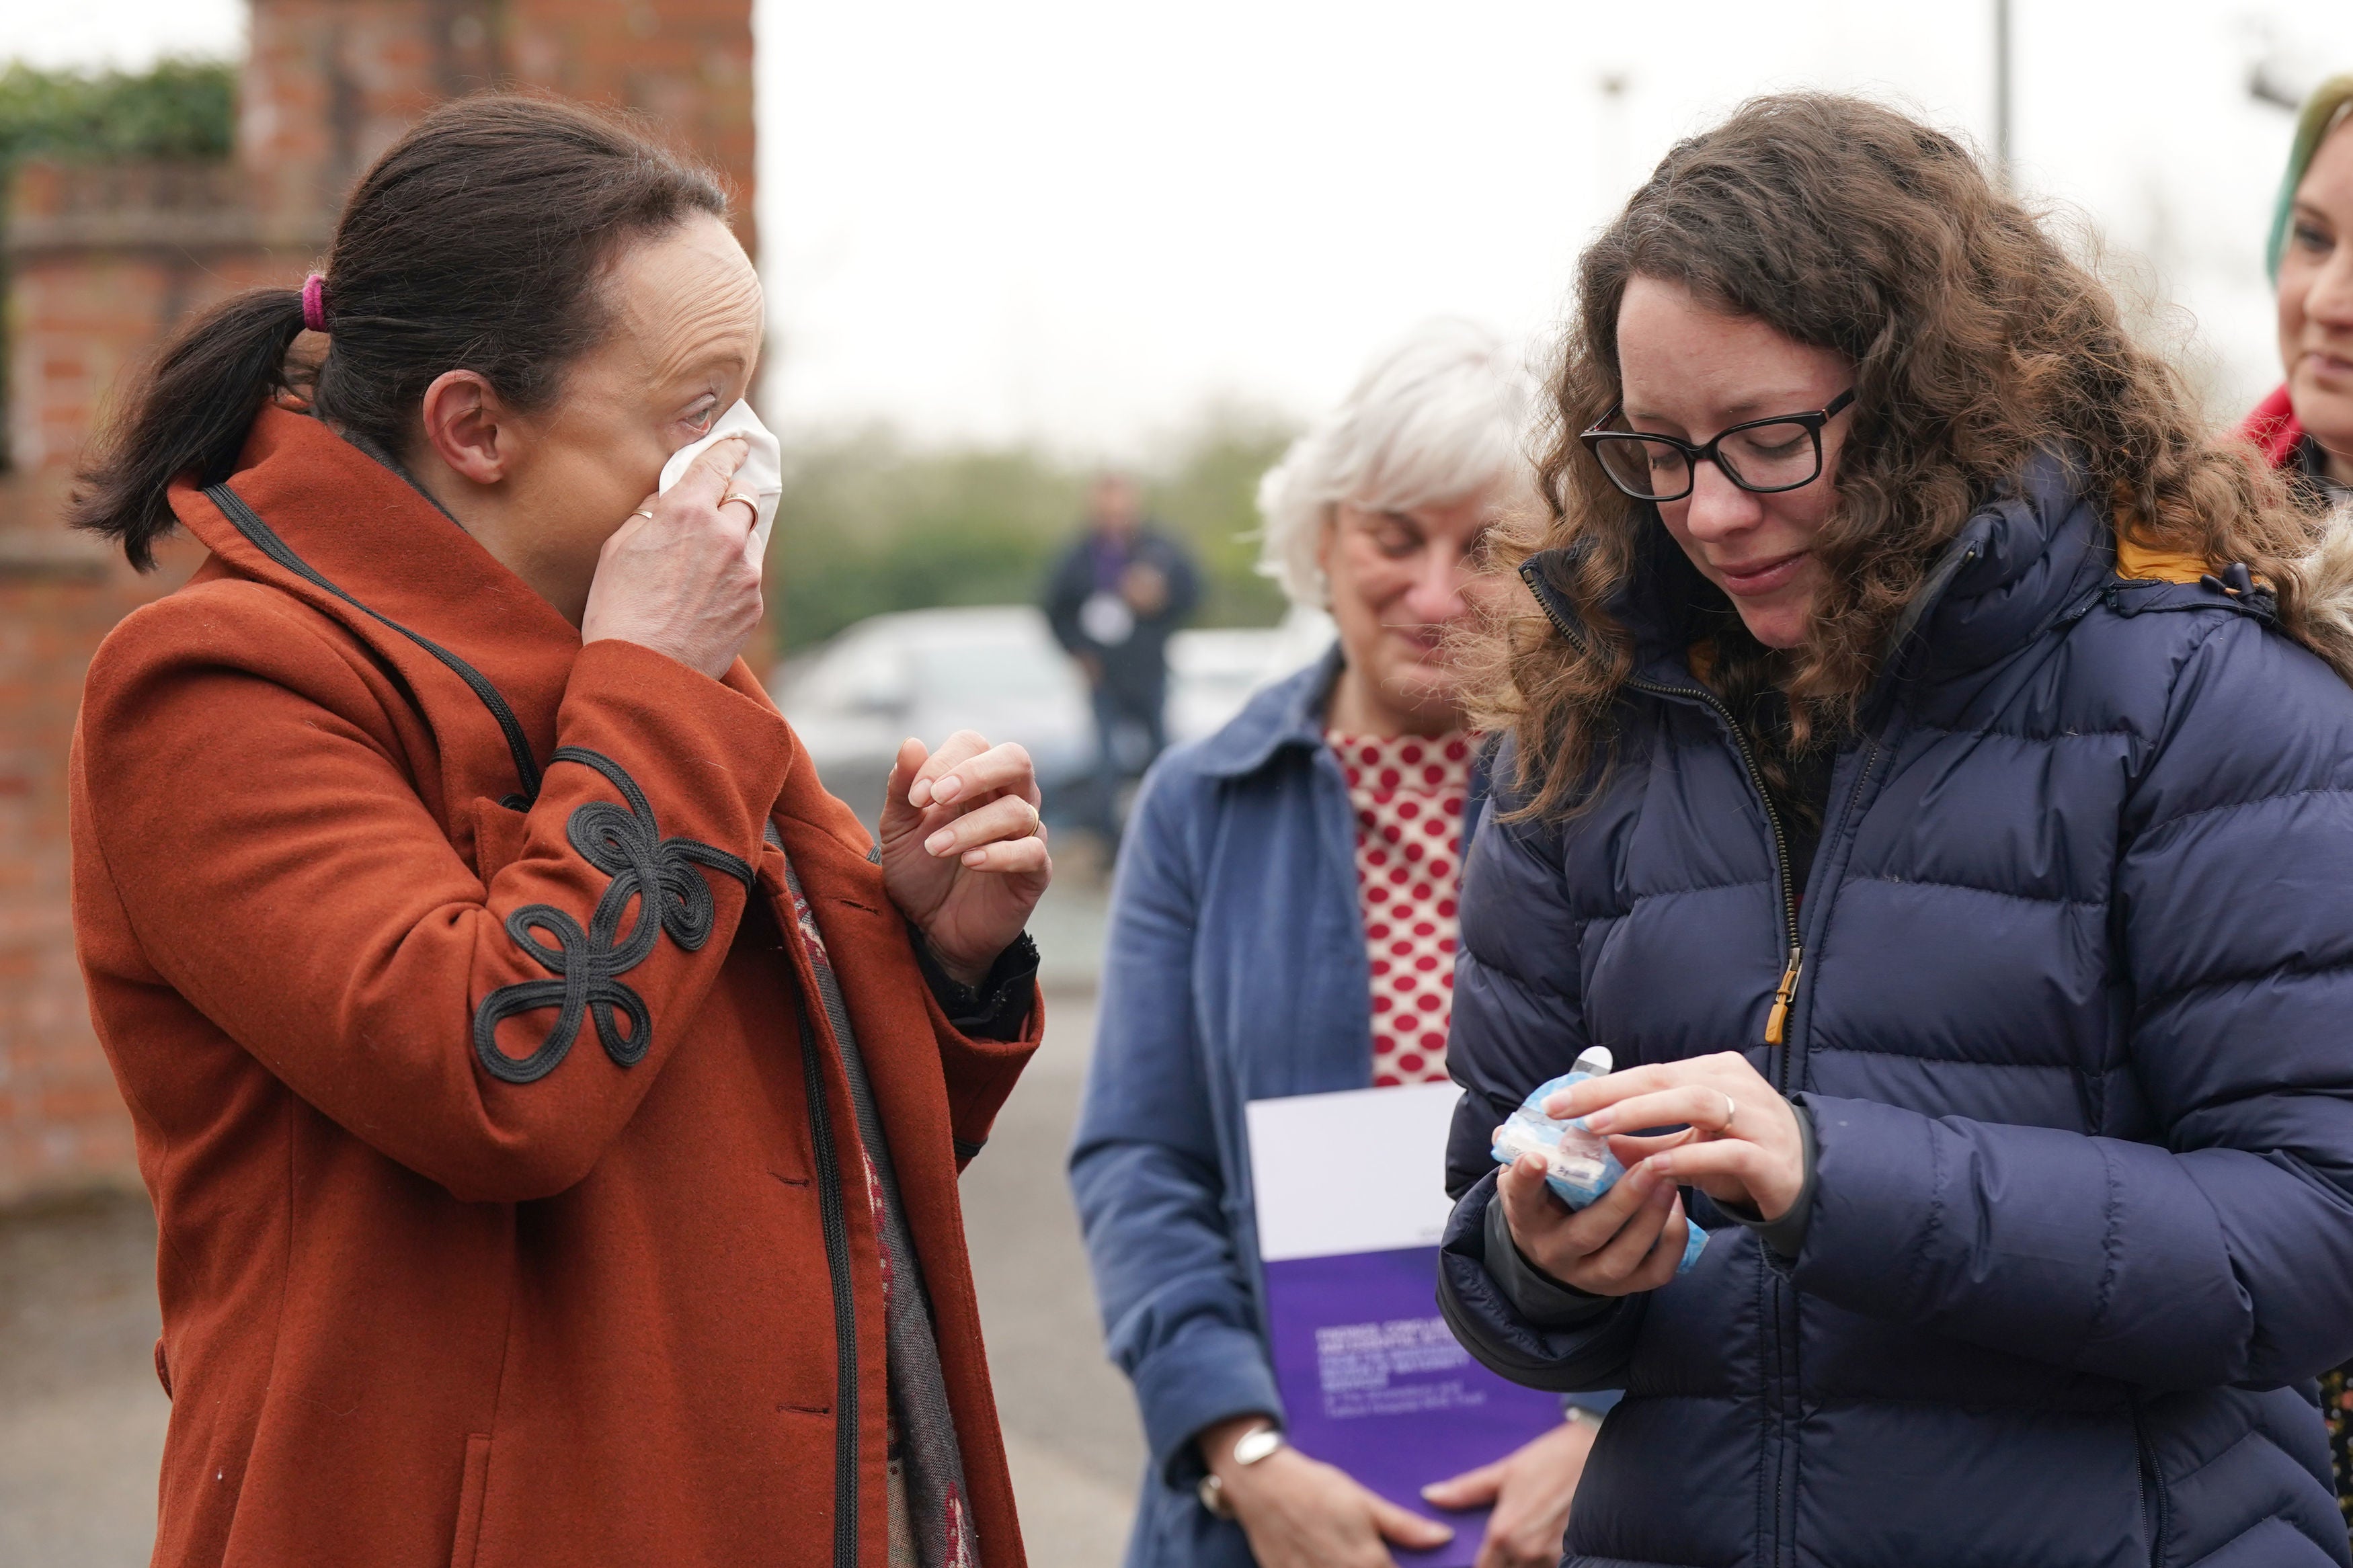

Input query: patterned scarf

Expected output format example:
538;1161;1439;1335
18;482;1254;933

783;864;978;1568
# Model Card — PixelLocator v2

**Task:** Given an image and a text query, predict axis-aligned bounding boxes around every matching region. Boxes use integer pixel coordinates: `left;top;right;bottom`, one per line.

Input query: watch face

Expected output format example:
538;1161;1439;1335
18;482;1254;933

1233;1427;1284;1466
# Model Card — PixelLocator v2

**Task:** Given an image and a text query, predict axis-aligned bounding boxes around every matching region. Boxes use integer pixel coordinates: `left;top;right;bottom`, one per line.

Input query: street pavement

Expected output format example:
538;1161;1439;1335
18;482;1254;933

0;882;1146;1566
965;984;1153;1563
0;1190;169;1568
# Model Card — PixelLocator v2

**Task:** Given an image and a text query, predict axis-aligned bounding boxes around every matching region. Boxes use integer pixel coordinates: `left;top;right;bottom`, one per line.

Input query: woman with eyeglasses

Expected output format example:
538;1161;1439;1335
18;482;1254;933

1434;94;2353;1568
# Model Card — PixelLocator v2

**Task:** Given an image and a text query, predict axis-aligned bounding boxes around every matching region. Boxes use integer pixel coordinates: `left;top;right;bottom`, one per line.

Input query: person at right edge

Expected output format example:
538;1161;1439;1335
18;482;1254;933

2245;69;2353;1546
1437;93;2353;1568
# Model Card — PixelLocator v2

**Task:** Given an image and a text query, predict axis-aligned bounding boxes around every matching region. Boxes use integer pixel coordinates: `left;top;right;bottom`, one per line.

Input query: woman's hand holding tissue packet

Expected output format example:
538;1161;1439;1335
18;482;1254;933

1492;1048;1707;1290
1493;1044;1810;1294
582;400;784;679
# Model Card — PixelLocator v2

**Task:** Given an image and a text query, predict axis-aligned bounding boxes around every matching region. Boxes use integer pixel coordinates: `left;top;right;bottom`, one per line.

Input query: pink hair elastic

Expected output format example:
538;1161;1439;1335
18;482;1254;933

300;273;329;333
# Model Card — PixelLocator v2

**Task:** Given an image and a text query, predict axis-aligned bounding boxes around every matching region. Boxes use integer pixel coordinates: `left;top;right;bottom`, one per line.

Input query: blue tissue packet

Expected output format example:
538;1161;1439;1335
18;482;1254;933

1489;1049;1708;1275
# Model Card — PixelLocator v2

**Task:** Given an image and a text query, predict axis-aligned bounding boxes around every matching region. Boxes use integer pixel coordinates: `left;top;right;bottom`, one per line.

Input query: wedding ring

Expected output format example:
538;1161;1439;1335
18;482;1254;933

1719;1090;1739;1132
629;508;654;521
721;491;759;515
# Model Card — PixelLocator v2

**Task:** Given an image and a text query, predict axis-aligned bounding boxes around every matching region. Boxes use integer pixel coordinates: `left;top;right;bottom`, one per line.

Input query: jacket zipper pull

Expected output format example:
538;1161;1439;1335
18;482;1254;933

1765;946;1804;1045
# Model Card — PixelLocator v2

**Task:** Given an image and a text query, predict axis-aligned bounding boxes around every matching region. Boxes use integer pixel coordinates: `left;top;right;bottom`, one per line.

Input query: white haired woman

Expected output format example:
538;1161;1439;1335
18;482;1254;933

1070;320;1603;1568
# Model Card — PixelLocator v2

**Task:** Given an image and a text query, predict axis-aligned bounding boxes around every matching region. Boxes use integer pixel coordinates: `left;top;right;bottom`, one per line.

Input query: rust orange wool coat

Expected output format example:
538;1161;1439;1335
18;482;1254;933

67;407;1039;1568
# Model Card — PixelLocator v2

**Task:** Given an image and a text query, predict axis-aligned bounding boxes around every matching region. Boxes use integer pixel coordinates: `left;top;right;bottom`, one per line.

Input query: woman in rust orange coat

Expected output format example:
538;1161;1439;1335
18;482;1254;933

68;97;1049;1568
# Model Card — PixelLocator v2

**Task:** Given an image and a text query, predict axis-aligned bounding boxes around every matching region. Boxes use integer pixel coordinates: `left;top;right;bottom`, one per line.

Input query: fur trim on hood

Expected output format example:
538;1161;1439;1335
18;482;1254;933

2291;499;2353;686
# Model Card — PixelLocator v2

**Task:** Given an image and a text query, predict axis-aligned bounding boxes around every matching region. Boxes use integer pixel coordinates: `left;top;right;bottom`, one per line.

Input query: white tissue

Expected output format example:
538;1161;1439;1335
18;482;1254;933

656;399;783;557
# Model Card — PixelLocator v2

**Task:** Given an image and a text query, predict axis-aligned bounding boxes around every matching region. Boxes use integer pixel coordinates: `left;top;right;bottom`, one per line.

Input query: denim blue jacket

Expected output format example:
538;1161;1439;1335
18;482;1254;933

1070;649;1531;1568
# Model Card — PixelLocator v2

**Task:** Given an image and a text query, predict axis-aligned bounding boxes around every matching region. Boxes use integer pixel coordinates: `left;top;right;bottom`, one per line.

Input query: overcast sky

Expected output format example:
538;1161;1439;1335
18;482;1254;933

19;1;2353;456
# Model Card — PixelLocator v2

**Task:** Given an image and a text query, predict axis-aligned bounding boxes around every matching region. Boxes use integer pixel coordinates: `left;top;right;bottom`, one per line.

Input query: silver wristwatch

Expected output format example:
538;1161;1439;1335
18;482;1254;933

1197;1423;1286;1520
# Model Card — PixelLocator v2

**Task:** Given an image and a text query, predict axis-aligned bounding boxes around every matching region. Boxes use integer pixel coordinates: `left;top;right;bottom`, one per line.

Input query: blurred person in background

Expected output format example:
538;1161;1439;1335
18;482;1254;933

65;98;1047;1568
1045;471;1201;842
1439;94;2353;1568
2246;69;2353;1540
1072;319;1609;1568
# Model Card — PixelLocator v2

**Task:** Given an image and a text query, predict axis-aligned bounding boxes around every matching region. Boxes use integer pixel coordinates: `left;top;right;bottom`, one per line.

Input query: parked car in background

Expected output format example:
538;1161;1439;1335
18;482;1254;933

773;606;1335;829
1164;607;1336;745
772;606;1092;827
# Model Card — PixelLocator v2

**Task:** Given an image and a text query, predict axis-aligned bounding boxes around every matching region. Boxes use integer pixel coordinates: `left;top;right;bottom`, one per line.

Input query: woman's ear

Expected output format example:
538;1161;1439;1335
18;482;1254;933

419;370;514;485
1316;503;1340;585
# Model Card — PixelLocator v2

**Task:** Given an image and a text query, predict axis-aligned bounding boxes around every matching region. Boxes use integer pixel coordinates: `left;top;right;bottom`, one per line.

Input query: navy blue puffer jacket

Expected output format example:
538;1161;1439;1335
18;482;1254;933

1437;458;2353;1568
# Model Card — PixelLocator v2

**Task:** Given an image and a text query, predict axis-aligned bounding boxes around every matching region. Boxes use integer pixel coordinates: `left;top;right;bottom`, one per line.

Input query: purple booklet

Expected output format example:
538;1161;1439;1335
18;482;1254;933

1246;1085;1570;1567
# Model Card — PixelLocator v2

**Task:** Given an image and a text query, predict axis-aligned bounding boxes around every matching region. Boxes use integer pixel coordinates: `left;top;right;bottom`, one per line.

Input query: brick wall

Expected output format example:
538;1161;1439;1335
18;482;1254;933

0;0;756;1202
0;159;315;1202
0;540;196;1198
507;0;758;249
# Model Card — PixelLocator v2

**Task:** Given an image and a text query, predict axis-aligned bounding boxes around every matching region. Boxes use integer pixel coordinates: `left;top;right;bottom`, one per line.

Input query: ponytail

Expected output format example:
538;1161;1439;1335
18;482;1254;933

69;286;308;570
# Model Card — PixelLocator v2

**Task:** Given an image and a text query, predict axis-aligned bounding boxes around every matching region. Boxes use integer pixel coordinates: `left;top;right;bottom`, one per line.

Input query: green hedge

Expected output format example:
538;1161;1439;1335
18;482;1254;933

0;58;235;163
0;58;237;469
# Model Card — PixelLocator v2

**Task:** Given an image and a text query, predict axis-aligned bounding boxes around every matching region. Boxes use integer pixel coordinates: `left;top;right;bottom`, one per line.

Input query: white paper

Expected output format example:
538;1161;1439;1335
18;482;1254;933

1246;1082;1463;1264
656;399;783;556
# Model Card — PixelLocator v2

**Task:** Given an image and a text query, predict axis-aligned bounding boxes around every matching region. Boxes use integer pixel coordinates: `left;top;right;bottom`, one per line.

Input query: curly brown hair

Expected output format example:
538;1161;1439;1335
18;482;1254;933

1471;92;2320;821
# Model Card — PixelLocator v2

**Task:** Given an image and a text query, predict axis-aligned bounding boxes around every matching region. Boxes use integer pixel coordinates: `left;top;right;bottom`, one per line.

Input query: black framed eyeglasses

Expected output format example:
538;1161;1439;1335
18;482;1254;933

1580;388;1856;503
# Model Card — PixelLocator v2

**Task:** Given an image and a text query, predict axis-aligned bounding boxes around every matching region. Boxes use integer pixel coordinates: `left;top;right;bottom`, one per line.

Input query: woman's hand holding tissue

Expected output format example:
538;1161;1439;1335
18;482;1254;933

580;435;762;678
879;733;1052;987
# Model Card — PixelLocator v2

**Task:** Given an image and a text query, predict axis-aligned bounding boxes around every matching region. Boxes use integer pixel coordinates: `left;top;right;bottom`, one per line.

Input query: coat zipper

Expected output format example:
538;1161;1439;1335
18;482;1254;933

796;997;861;1568
1516;564;1804;1053
1518;559;1827;1568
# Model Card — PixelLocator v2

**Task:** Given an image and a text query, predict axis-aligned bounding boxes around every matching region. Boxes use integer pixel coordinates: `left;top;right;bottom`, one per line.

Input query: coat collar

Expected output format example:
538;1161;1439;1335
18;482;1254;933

175;407;587;716
2242;383;2303;470
1191;642;1345;779
175;405;582;659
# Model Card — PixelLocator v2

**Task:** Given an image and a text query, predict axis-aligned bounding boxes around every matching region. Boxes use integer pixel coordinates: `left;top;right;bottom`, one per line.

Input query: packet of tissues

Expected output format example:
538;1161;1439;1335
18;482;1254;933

1490;1046;1708;1274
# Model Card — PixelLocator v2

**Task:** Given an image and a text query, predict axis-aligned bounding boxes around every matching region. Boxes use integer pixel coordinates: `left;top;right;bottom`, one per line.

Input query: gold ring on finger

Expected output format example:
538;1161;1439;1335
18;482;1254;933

1720;1089;1739;1134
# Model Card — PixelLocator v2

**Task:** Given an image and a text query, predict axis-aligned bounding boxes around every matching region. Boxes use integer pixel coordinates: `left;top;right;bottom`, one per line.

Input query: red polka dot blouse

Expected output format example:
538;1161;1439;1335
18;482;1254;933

1326;729;1475;1087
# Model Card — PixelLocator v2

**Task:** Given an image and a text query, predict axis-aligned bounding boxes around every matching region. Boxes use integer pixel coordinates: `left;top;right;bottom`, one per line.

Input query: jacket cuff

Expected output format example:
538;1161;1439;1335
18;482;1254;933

1482;1188;1616;1329
910;925;1039;1041
1786;1094;1939;1304
1437;1171;1638;1393
926;977;1043;1167
1716;1099;1819;1259
1131;1323;1286;1488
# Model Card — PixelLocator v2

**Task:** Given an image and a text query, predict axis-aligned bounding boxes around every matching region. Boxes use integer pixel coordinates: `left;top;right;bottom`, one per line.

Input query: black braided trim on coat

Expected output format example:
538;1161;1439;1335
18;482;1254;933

472;747;755;1084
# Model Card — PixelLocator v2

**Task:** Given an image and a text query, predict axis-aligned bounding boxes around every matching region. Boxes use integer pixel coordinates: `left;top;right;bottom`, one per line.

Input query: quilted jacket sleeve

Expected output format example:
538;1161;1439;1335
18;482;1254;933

75;593;791;1205
1795;616;2353;1390
1067;761;1283;1484
1437;747;1646;1392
